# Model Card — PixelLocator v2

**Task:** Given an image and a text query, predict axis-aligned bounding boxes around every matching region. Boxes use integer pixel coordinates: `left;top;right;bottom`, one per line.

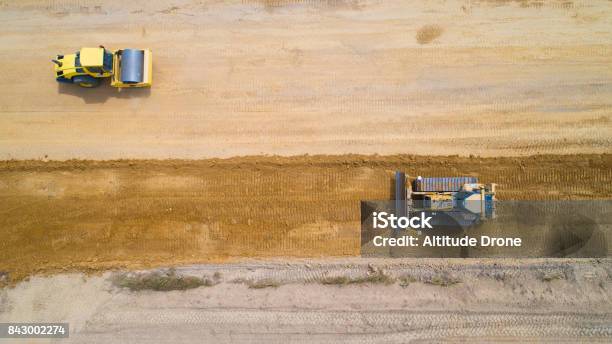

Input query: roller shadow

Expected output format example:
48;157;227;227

57;82;151;104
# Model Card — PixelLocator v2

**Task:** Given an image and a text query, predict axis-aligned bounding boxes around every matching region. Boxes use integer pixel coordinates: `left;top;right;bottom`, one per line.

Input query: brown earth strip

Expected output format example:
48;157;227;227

1;154;611;283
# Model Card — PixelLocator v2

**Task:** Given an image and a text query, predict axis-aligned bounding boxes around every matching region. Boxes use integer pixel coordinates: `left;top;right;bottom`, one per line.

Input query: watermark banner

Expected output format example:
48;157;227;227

361;200;612;258
0;323;69;338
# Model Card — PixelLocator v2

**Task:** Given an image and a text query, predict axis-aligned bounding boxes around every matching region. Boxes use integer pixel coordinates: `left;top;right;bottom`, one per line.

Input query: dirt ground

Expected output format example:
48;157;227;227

1;0;612;341
1;258;611;343
1;154;610;284
0;0;611;159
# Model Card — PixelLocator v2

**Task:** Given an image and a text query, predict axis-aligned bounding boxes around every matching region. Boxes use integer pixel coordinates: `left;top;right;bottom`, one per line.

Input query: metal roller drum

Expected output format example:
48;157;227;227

120;49;144;83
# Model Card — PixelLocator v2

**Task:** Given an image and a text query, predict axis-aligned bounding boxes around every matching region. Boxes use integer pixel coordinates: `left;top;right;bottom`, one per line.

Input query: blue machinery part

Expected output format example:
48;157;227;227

120;49;144;84
394;171;495;229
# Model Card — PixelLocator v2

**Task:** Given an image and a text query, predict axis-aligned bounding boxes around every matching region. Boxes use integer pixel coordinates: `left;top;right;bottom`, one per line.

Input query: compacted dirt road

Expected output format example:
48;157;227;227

0;0;611;159
1;259;611;343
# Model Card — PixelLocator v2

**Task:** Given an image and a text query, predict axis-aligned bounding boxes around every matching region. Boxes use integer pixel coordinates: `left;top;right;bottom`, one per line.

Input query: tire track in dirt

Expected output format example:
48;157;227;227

3;258;610;343
78;309;612;343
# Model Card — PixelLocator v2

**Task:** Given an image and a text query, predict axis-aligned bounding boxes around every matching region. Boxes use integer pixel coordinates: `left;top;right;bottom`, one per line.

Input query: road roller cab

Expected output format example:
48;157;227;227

52;47;152;88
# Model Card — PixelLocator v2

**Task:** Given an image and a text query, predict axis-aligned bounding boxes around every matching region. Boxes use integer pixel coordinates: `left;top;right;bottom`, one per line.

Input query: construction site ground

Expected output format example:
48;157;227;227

1;0;611;159
1;258;611;343
1;154;611;283
1;0;611;342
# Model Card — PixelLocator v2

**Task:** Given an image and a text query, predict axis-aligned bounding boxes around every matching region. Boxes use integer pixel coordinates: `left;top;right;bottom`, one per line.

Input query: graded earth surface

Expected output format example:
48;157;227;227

1;0;611;342
0;0;611;159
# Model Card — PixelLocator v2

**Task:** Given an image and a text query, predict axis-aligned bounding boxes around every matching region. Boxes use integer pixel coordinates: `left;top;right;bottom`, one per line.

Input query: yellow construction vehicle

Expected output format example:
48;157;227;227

52;46;152;88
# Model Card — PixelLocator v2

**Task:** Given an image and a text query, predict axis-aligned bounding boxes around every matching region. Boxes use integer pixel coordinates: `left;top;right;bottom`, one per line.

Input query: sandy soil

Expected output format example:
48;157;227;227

0;0;611;159
1;258;611;343
1;1;611;341
1;154;610;284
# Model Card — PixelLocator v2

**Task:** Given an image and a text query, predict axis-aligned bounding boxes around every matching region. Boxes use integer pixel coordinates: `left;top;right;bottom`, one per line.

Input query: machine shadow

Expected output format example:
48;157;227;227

57;83;151;104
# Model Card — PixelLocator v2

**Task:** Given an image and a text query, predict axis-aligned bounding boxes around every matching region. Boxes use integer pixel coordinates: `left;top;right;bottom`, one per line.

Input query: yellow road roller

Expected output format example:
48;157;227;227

52;46;152;88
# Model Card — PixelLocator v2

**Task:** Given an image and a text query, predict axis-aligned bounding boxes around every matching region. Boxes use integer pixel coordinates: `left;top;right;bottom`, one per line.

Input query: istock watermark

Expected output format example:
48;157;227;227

372;211;432;230
361;200;612;258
